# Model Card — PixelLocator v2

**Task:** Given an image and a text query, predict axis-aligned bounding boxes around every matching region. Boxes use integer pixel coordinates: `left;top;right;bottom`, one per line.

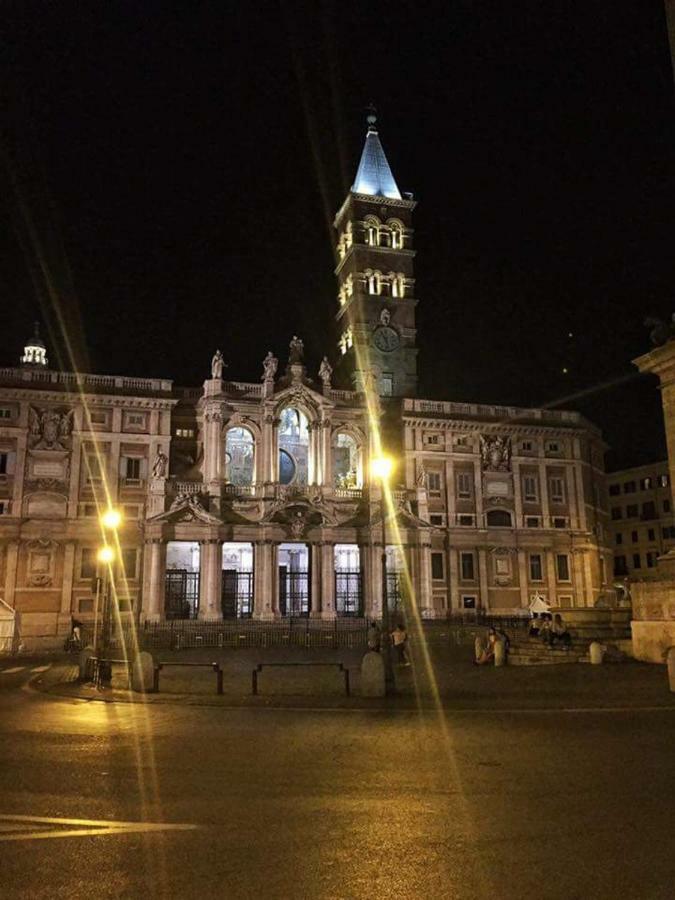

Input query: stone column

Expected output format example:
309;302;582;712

444;457;456;526
59;543;76;628
539;462;551;528
512;460;523;528
572;548;586;608
199;539;223;619
478;548;490;610
364;542;383;619
545;550;557;606
448;546;459;613
517;549;529;609
12;432;28;517
3;540;19;609
320;421;332;488
417;540;433;615
473;459;484;526
565;465;579;530
318;542;336;619
142;540;166;622
253;540;276;619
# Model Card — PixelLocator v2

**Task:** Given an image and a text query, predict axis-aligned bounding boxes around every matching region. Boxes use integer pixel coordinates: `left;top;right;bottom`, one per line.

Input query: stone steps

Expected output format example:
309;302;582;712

508;652;588;666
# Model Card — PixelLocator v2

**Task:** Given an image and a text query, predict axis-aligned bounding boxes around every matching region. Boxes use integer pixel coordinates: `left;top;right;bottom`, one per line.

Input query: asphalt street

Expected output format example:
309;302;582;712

1;661;674;900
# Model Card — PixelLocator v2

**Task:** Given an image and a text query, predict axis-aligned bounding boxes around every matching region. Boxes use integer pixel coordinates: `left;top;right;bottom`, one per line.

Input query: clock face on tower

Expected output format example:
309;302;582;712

372;325;400;353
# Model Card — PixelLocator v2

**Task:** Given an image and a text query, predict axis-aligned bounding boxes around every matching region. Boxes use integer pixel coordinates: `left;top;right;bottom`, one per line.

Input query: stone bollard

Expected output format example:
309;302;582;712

78;646;95;681
589;642;605;665
360;650;386;697
494;639;506;667
667;647;675;693
131;651;155;693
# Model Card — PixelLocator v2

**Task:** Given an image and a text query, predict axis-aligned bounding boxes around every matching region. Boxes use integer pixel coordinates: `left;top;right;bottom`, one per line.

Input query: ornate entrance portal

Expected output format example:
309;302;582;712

278;543;309;617
221;542;254;618
165;541;200;619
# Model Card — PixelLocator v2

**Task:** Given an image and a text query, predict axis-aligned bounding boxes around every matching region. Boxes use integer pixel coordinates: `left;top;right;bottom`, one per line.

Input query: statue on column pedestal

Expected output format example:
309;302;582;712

262;351;278;381
152;449;168;479
319;356;333;389
211;350;226;380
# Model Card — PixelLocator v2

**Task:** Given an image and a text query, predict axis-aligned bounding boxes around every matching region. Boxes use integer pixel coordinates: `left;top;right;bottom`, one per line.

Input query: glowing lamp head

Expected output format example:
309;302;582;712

97;545;115;564
371;455;394;483
100;508;122;529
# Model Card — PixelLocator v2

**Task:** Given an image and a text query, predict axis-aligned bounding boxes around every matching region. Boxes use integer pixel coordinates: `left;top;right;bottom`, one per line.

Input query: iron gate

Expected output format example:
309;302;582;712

279;567;309;617
335;571;362;617
221;570;254;618
165;571;200;620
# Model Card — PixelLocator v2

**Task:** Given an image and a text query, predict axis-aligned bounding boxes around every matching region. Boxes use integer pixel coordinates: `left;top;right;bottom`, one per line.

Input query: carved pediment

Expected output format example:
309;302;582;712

148;493;222;525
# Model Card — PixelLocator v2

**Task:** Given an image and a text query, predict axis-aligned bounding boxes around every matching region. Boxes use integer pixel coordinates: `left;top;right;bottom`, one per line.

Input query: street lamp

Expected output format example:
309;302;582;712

94;508;123;687
370;455;396;695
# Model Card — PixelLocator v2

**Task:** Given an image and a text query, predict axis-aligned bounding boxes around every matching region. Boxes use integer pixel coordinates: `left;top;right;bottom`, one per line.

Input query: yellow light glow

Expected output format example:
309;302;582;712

97;545;115;564
371;455;394;482
100;508;122;529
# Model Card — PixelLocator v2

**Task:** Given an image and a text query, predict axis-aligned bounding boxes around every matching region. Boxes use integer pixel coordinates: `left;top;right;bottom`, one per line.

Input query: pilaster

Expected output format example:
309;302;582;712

199;539;223;619
4;540;19;608
322;542;337;618
478;548;489;610
253;540;277;619
142;539;166;621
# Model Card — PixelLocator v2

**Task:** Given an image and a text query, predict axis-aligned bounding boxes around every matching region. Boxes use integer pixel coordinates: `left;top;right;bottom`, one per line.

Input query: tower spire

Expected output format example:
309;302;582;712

351;110;402;200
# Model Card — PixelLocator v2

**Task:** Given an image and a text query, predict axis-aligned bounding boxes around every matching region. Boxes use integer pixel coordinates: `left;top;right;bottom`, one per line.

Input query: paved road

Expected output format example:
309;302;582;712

1;662;674;899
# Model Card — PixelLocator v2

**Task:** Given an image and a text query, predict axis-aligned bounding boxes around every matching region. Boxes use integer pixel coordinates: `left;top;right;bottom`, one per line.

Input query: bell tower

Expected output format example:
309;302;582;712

334;113;418;398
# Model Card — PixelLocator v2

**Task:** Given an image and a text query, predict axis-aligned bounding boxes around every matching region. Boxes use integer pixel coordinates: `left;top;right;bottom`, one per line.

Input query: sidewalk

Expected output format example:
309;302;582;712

33;643;675;711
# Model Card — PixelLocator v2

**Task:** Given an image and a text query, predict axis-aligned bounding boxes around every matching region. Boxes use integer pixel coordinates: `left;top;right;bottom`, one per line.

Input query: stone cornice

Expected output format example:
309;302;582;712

0;388;177;410
333;192;416;227
402;416;589;438
334;244;416;277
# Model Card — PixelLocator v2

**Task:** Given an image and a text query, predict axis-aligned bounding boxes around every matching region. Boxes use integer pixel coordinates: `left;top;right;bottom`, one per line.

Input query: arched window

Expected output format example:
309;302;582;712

367;271;382;296
278;407;309;485
364;216;380;247
390;221;403;249
224;427;254;485
486;509;512;528
333;433;362;489
391;274;405;298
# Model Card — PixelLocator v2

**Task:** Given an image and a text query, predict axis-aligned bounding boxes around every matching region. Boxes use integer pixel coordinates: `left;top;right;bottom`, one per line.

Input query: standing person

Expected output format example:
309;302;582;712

367;621;381;652
70;617;83;648
391;623;410;666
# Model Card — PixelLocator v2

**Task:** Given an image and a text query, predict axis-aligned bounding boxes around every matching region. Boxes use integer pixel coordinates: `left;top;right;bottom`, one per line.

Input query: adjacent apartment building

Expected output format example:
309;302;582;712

607;462;675;581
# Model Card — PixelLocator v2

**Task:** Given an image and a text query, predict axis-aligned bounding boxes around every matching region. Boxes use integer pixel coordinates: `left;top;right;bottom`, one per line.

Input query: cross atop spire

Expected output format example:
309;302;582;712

351;111;402;200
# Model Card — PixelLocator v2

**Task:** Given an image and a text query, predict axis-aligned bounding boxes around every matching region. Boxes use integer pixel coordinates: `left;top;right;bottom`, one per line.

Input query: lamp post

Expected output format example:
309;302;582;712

95;508;122;686
371;456;396;695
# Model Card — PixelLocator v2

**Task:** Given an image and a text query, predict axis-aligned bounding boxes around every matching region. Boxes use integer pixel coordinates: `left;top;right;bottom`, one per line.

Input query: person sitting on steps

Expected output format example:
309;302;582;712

549;613;572;649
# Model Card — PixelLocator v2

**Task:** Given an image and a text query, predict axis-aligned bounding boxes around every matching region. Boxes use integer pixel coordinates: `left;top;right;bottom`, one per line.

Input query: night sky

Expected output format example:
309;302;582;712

1;1;674;470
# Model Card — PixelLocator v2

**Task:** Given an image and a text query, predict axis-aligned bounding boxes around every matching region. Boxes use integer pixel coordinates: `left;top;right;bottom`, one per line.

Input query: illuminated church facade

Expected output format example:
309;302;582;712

0;120;611;646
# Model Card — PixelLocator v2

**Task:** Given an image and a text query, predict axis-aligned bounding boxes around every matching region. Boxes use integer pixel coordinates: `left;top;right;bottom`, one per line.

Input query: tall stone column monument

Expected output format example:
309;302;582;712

632;331;675;660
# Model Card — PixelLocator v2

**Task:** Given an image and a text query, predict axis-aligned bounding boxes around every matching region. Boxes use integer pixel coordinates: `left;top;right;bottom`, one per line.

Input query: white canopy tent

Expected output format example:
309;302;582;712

0;598;20;654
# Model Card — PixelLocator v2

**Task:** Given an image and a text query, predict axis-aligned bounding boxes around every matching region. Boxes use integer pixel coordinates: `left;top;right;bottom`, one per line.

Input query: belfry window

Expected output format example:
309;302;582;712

278;407;309;486
367;272;382;295
391;274;405;298
333;433;362;489
339;328;353;355
225;427;255;486
364;217;380;247
390;222;403;249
